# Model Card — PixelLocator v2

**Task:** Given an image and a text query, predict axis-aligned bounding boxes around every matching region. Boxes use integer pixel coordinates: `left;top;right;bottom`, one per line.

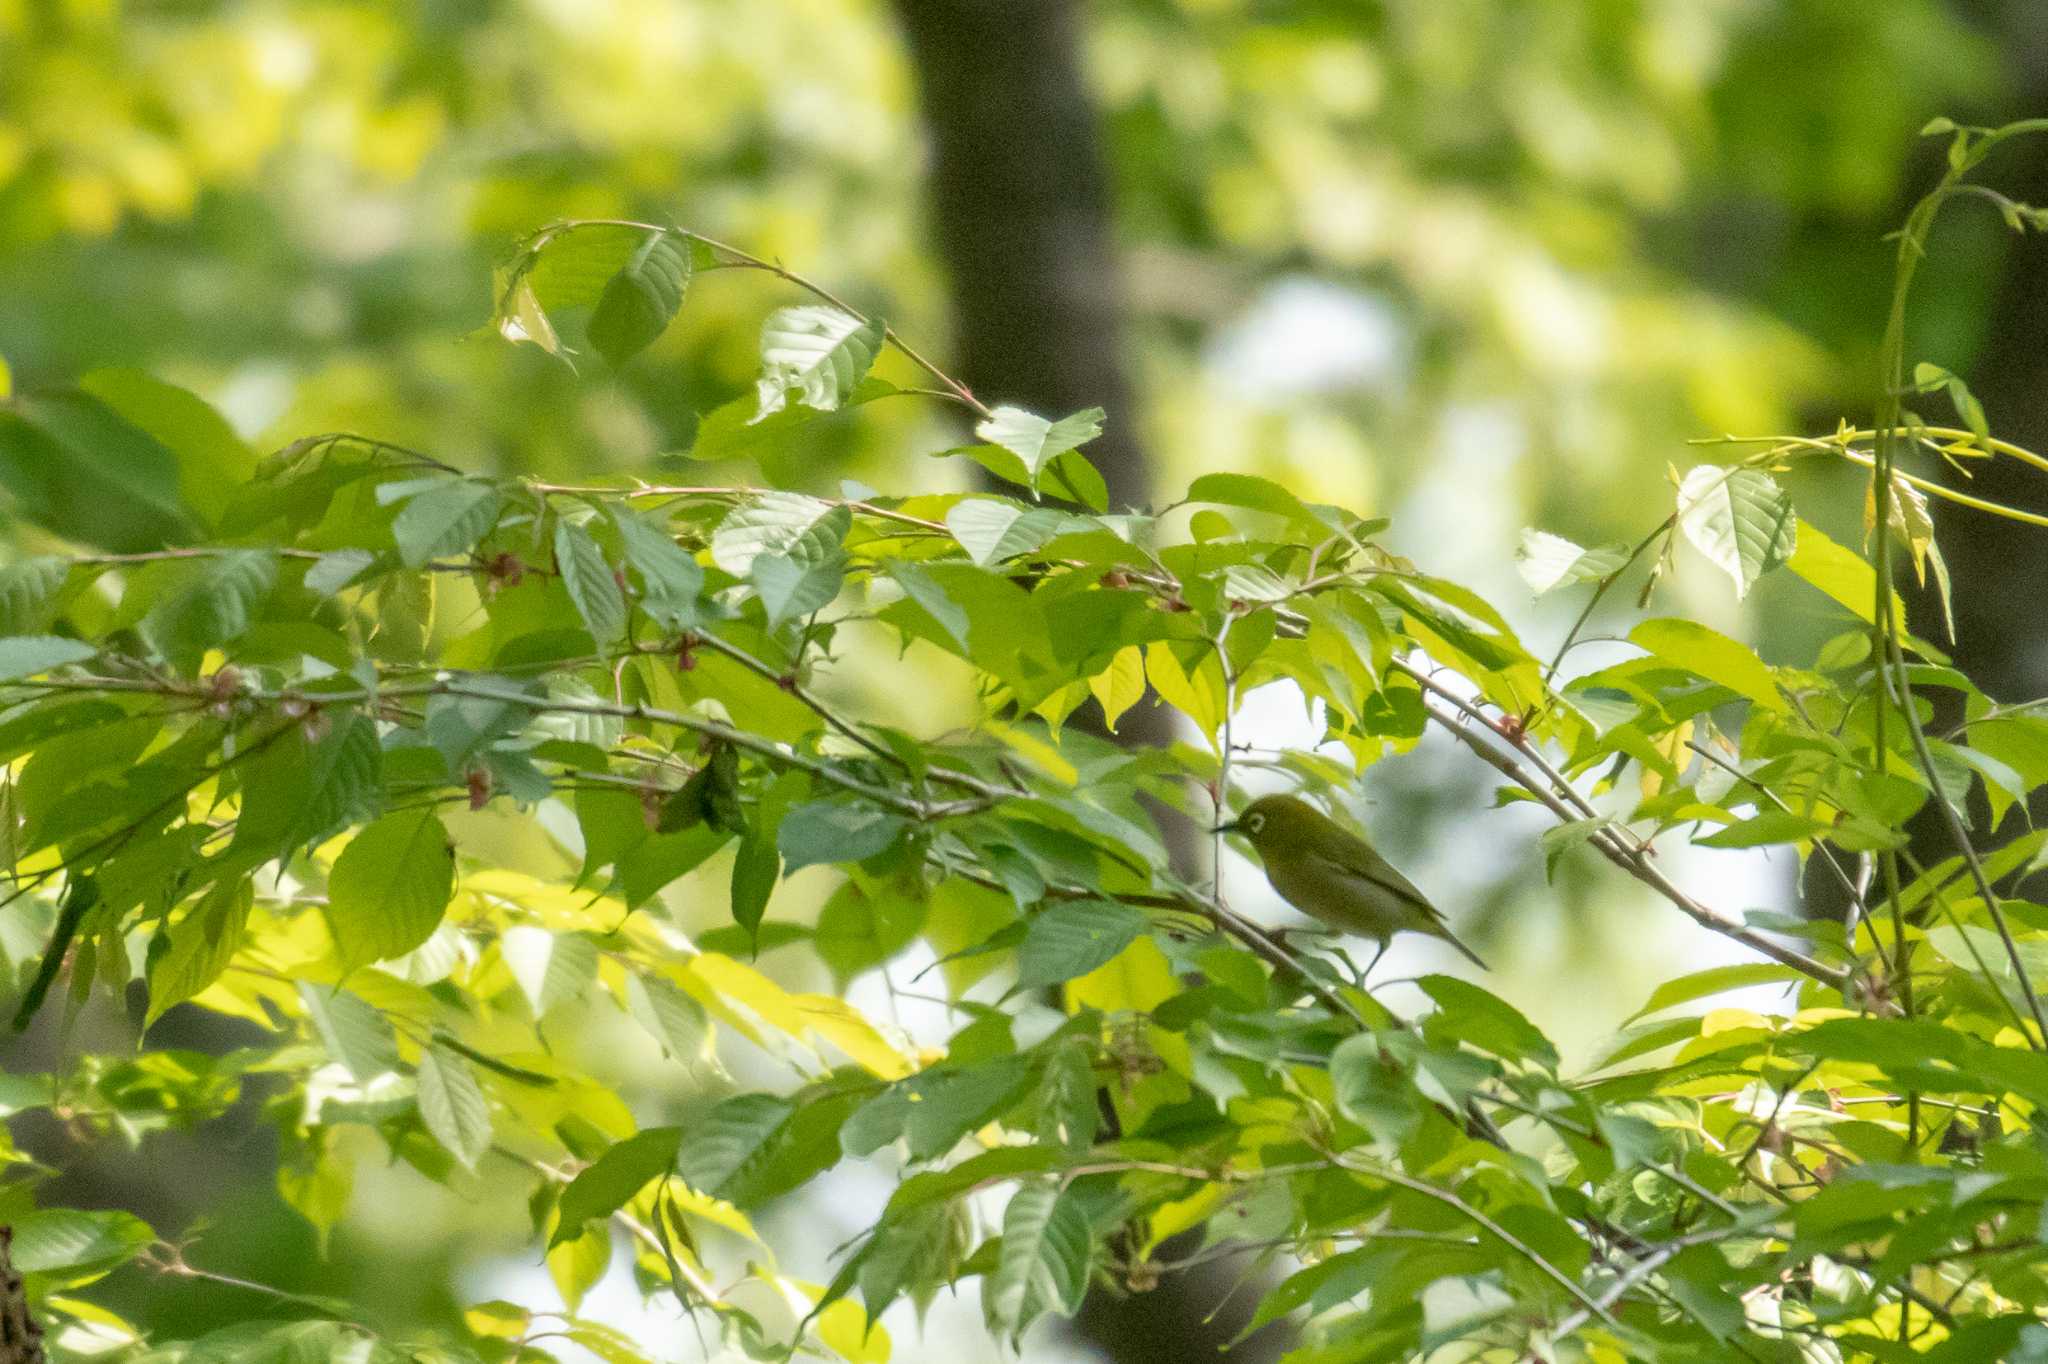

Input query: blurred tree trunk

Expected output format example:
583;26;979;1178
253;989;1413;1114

889;6;1283;1363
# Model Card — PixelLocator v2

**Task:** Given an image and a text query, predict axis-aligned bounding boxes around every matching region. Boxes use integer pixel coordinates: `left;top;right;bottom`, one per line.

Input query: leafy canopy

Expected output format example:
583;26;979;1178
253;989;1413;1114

7;120;2048;1364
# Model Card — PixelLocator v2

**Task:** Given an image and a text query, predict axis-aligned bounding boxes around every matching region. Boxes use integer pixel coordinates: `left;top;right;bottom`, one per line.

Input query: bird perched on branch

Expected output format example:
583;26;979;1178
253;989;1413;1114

1216;793;1486;978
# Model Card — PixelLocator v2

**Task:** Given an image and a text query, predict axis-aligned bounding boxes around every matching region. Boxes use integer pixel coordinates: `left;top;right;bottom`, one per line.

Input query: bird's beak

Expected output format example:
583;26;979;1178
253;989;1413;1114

1211;819;1242;836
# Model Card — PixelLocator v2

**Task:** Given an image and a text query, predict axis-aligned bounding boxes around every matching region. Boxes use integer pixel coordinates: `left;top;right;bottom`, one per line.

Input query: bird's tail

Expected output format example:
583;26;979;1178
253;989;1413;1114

1439;926;1489;972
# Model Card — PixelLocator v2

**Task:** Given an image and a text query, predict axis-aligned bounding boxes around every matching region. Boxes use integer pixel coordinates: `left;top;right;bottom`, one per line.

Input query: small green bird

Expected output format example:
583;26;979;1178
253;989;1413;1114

1216;793;1487;976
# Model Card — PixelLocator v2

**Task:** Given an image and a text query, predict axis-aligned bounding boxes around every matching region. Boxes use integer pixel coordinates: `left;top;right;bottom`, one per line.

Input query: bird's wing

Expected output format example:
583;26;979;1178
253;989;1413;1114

1308;846;1446;925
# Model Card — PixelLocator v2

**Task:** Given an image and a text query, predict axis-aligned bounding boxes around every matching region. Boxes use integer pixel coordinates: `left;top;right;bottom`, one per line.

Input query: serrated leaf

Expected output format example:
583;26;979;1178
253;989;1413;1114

731;832;780;944
754;306;885;420
750;512;848;630
1087;646;1146;734
986;1181;1091;1344
711;492;835;575
304;549;378;595
625;971;715;1068
554;518;626;644
391;480;501;568
1629;617;1786;712
1675;465;1796;599
1515;529;1627;595
291;714;382;851
1785;517;1905;628
137;549;278;667
0;634;96;681
297;981;400;1082
1219;563;1294;604
11;1207;152;1283
974;406;1105;481
325;809;457;969
1015;901;1147;991
417;1041;492;1170
587;233;691;367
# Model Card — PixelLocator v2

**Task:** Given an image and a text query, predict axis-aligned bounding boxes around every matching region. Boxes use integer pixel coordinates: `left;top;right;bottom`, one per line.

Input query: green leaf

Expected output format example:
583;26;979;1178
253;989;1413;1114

1626;962;1805;1023
1515;529;1627;595
137;549;278;668
1034;1038;1099;1151
325;809;457;969
1415;975;1557;1068
0;557;71;634
1696;809;1834;848
11;1207;153;1284
611;508;704;627
290;715;382;851
0;635;95;681
146;876;250;1023
1675;465;1796;599
1786;517;1905;627
754;306;885;419
554;518;626;644
391;479;501;568
841;1056;1034;1161
625;972;715;1068
986;1181;1091;1345
0;392;199;552
78;367;255;527
297;982;400;1082
778;802;907;873
587;233;691;367
501;926;600;1018
1629;617;1786;712
417;1041;493;1171
1329;1033;1422;1146
712;491;836;576
1185;472;1316;524
751;543;846;630
552;1126;683;1246
974;406;1105;482
303;549;378;596
1014;901;1147;991
731;832;781;944
945;500;1075;567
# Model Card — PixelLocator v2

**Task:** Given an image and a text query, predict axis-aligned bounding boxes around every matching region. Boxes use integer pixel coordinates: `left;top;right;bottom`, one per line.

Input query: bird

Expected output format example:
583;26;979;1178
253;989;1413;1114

1215;792;1486;978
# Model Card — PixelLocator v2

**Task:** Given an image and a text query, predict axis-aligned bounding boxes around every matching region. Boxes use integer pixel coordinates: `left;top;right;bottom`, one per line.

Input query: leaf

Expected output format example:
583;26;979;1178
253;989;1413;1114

296;982;400;1083
1515;529;1627;595
985;1181;1091;1344
0;635;95;682
945;500;1075;567
611;508;704;627
1087;646;1146;734
10;1208;153;1283
672;1093;792;1199
711;492;835;576
78;368;255;527
778;802;908;873
1786;518;1905;627
136;549;279;669
0;557;70;634
290;714;382;851
391;480;501;568
417;1041;493;1171
500;926;600;1017
1675;465;1797;599
587;233;691;367
754;306;886;419
625;972;715;1068
554;518;626;644
325;809;457;969
731;832;781;944
1629;617;1786;712
1415;975;1558;1069
1626;962;1803;1023
552;1126;683;1246
751;543;846;630
1185;472;1315;524
0;392;199;552
304;548;378;596
974;406;1105;482
146;876;251;1023
1015;901;1147;991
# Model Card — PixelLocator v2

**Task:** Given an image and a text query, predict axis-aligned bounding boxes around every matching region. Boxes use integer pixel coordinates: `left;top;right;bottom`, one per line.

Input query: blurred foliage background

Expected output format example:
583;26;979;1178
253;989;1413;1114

3;1;2047;1361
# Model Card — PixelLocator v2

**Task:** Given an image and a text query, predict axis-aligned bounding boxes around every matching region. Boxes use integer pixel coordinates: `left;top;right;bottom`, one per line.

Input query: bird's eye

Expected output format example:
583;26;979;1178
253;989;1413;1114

1246;813;1264;834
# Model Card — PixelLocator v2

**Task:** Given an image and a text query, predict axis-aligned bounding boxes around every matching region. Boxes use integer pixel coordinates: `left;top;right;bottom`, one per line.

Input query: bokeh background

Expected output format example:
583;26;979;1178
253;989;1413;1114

4;2;2048;1361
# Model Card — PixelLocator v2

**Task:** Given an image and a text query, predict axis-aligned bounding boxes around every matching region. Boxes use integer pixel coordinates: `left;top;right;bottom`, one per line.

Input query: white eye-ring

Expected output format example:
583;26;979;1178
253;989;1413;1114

1245;812;1265;834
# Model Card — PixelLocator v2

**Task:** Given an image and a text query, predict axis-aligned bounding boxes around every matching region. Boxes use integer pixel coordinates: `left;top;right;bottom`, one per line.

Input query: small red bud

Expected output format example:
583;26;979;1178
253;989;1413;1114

777;672;800;693
1099;570;1131;590
466;767;492;812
